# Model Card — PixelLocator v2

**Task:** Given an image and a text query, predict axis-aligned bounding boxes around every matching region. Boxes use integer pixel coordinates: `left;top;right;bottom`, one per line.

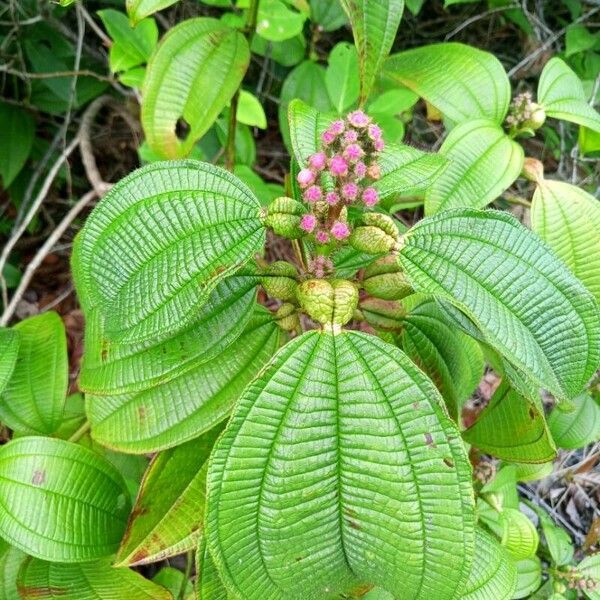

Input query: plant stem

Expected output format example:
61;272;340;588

224;0;260;172
68;420;91;443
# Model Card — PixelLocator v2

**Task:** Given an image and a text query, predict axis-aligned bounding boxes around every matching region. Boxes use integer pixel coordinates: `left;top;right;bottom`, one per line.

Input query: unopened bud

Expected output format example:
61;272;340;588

349;213;400;255
296;278;358;327
359;297;405;331
363;255;412;300
265;197;305;239
260;261;298;302
274;303;299;331
524;103;546;130
521;157;544;183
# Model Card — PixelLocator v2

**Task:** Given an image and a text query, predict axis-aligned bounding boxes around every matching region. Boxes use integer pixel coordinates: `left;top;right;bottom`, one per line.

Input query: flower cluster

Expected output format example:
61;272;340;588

505;92;545;132
296;110;384;245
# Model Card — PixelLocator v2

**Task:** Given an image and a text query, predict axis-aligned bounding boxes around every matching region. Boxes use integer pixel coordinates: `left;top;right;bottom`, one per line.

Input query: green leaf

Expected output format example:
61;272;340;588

463;382;556;463
0;101;35;188
462;529;517;600
88;308;280;453
531;179;600;304
0;539;25;600
73;160;265;344
538;57;600;132
535;509;574;567
339;0;404;103
237;90;267;129
207;330;474;599
287;98;333;167
367;88;419;115
142;18;249;158
548;392;600;449
513;557;542;599
383;43;511;124
396;299;484;418
116;424;223;566
255;0;307;41
326;42;360;114
80;275;258;395
153;567;193;598
398;209;600;401
579;554;600;600
566;24;599;57
500;508;539;561
127;0;179;25
196;539;230;600
424;119;524;215
0;312;67;435
98;9;158;73
0;328;19;396
251;34;306;67
310;0;347;31
0;437;130;562
17;557;172;599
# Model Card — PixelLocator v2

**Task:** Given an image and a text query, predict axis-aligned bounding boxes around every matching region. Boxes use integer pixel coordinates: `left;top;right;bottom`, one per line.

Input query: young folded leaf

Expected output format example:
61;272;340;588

398;208;600;400
72;161;265;344
207;330;474;599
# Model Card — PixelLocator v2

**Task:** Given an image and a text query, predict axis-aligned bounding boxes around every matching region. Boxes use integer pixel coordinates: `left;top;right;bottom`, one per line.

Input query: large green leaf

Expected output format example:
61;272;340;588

115;424;223;566
463;529;517;600
396;299;484;419
196;539;230;600
0;101;35;188
462;382;556;463
126;0;178;24
339;0;404;103
80;275;258;395
424;119;524;215
398;209;600;400
0;437;130;562
0;328;19;396
548;392;600;449
531;179;600;304
73;161;265;344
207;330;474;599
0;312;67;435
17;557;172;599
88;308;280;453
0;539;25;600
383;43;511;124
142;18;249;158
537;57;600;132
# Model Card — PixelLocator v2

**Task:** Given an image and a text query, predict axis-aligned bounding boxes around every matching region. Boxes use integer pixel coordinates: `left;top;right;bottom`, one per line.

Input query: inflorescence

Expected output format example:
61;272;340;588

296;110;384;246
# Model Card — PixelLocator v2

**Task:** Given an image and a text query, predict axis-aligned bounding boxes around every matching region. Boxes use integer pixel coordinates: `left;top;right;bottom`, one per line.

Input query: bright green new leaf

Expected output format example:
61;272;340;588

548;392;600;449
255;0;307;41
207;330;474;599
0;539;25;600
196;539;230;600
383;43;511;124
0;312;67;435
579;125;600;156
531;179;600;304
98;9;158;73
538;57;600;132
367;88;419;115
0;437;130;562
0;328;19;396
127;0;179;25
513;557;542;599
339;0;404;103
310;0;347;31
578;554;600;600
88;308;280;453
500;508;539;561
398;209;600;401
73;161;265;344
116;425;223;566
142;18;249;158
463;382;556;463
17;557;172;599
80;275;258;395
326;42;360;114
237;90;267;129
0;102;35;188
513;461;553;482
462;529;517;600
424;119;524;215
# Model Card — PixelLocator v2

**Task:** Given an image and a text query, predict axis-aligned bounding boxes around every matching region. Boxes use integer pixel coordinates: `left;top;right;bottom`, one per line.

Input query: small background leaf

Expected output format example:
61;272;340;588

0;101;35;188
127;0;179;25
326;42;360;114
548;392;600;449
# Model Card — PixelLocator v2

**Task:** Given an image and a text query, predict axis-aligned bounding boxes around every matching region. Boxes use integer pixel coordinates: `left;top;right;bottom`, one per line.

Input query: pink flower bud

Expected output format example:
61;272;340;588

355;161;367;179
367;163;381;180
343;143;364;162
368;123;382;140
341;182;359;201
374;138;385;152
325;191;340;205
300;213;317;232
308;152;327;171
303;185;322;203
330;119;345;135
297;168;315;188
362;187;379;207
315;230;330;244
321;130;336;145
343;130;359;144
331;221;350;240
347;110;370;128
329;155;348;177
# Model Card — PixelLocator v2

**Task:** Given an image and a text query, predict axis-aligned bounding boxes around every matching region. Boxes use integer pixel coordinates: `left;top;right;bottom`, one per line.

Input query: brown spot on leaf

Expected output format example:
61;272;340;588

424;432;437;448
346;519;362;530
443;457;455;468
529;407;536;419
31;470;45;486
138;406;146;421
18;586;67;598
